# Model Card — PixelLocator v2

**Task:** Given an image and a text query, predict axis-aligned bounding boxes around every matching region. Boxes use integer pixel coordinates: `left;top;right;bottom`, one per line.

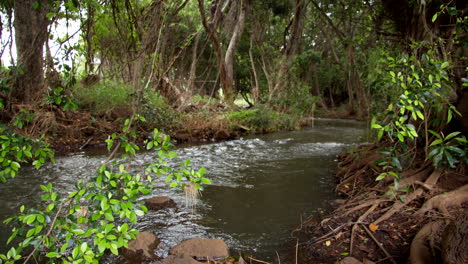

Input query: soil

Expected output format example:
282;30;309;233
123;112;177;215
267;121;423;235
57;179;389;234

292;144;468;264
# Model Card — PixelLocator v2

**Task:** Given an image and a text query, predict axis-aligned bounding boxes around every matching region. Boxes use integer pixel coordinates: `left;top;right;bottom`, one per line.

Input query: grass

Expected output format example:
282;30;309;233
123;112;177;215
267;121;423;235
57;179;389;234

72;80;133;115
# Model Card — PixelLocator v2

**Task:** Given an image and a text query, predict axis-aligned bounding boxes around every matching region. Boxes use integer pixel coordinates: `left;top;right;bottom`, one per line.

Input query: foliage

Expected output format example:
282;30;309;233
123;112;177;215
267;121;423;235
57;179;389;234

371;51;466;186
427;131;467;168
72;80;132;115
138;90;181;132
0;66;23;109
228;105;300;133
1;116;208;263
0;125;55;183
42;87;78;111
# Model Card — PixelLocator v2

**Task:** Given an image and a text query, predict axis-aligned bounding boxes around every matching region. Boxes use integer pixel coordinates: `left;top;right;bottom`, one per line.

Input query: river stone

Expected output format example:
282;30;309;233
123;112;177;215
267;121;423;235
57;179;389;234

153;253;202;264
169;238;229;259
145;196;177;211
121;232;160;263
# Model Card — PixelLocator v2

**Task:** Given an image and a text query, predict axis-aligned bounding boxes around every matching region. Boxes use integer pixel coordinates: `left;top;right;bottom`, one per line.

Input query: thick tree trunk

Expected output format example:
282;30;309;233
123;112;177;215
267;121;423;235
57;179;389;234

13;0;49;103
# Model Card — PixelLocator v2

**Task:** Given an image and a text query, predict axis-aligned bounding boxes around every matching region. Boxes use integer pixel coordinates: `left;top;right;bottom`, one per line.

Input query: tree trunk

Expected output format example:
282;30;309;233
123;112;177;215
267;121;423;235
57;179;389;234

13;0;49;103
269;0;306;103
249;36;260;103
188;32;201;92
224;0;246;103
346;45;368;118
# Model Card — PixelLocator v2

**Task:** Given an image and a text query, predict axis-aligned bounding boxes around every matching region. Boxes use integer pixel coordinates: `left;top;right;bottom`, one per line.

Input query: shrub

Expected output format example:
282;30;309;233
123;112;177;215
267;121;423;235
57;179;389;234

72;80;132;115
228;105;299;133
138;90;181;132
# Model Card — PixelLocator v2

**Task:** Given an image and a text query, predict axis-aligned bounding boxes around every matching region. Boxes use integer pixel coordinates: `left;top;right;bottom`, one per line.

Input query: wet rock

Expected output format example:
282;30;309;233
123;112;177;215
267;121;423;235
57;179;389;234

339;257;364;264
169;238;229;259
153;253;202;264
121;232;160;263
145;196;177;211
214;129;230;140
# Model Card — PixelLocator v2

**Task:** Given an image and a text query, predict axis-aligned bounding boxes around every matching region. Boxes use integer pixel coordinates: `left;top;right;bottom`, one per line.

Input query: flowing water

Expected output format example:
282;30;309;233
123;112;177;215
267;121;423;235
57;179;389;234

0;118;368;261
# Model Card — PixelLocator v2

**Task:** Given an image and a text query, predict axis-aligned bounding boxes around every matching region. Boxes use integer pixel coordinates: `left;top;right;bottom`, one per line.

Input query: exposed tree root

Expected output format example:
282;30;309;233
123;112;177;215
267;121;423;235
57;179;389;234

409;220;445;264
372;169;441;225
298;143;467;264
417;184;468;216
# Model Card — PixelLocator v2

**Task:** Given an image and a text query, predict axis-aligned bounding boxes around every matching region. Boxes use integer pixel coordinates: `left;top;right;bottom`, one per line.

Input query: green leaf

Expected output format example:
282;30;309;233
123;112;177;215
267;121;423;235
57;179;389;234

60;243;68;253
26;228;35;238
201;178;211;184
431;13;438;22
416;111;424;120
146;141;154;150
45;252;60;258
440;61;449;69
46;203;55;212
104;212;114;221
80;242;88;253
134;210;144;216
445;132;461;141
376;173;387;181
72;247;79;259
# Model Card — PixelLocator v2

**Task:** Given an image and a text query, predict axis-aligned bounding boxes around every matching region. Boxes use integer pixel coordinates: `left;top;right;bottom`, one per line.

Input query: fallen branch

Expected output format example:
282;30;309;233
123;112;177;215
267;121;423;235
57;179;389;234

350;202;380;255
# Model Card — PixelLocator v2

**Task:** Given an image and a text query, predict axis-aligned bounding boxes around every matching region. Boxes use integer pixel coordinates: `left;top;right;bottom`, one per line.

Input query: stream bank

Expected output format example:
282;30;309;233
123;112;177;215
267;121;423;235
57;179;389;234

0;119;368;263
294;143;468;264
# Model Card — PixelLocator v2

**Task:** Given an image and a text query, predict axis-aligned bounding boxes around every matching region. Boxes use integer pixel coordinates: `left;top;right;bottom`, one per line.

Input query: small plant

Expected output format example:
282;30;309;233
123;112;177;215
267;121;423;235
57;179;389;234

11;109;35;129
427;131;467;168
0;116;208;263
371;51;461;183
0;125;55;183
42;87;78;111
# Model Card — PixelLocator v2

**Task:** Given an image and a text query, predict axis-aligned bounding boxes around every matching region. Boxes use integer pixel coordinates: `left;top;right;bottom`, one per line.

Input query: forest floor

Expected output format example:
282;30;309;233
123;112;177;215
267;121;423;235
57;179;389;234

293;143;468;264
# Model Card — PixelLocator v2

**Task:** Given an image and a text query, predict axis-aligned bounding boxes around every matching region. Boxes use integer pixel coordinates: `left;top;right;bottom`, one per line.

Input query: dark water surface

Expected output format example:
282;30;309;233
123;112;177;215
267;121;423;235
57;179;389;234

0;118;368;261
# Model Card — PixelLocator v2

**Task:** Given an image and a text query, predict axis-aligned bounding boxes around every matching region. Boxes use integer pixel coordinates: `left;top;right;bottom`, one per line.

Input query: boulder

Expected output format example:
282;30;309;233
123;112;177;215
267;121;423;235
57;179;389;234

169;238;229;259
121;232;160;263
153;253;202;264
145;196;177;211
214;129;230;140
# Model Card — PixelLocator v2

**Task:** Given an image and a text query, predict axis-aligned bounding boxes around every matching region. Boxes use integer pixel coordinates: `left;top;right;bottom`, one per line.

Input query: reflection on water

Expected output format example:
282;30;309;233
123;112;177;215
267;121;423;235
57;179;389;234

0;118;368;261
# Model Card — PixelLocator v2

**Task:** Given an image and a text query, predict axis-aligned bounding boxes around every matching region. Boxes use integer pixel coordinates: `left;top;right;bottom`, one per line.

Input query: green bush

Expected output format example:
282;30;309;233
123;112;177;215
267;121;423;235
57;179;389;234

72;80;132;115
227;105;299;133
138;90;181;132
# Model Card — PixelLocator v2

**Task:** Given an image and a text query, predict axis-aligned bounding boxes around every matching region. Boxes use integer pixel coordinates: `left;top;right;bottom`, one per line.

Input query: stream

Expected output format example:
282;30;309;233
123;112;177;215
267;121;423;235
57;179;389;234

0;118;368;262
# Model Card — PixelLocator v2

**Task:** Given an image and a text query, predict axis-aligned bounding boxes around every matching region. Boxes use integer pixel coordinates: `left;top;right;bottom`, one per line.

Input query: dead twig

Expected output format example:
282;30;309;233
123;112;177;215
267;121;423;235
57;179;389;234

361;224;397;264
248;257;271;264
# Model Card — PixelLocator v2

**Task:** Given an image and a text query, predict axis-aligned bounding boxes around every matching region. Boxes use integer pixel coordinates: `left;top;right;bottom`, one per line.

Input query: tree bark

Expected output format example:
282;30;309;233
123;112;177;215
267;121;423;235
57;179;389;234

249;36;260;103
13;0;49;103
224;0;246;102
269;0;306;103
